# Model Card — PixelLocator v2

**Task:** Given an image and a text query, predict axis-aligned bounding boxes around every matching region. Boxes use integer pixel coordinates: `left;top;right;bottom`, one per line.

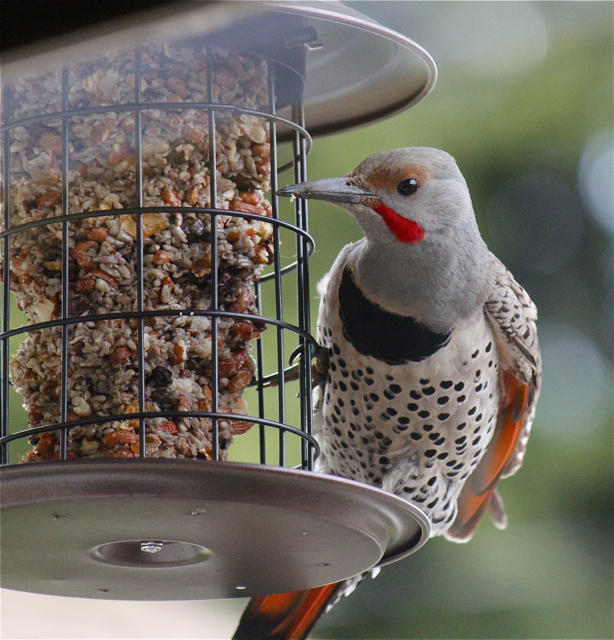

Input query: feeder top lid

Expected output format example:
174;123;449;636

1;1;436;136
265;1;437;135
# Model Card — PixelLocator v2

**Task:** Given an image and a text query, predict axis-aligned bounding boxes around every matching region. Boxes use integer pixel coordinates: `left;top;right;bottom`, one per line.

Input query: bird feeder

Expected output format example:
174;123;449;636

0;2;436;600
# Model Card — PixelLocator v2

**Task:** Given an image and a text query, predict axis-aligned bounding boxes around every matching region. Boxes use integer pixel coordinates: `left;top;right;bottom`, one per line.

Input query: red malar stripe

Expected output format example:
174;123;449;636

374;202;425;243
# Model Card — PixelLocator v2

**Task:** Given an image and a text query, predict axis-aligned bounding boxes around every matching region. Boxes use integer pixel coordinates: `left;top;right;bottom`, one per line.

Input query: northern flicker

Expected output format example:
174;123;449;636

233;147;541;639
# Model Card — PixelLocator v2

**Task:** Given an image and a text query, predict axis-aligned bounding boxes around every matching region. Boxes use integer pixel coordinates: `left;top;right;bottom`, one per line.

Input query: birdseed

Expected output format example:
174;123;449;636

2;42;274;460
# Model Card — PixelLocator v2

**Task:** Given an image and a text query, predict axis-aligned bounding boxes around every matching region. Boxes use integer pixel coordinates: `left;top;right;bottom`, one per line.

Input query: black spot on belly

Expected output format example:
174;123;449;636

338;268;451;364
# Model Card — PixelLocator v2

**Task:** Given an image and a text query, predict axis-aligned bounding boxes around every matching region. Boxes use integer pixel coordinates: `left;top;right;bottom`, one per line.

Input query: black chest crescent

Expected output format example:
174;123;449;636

338;267;451;365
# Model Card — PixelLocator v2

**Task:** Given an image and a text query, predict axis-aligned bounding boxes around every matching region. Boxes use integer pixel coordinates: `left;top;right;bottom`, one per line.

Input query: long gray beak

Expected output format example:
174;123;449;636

278;177;374;205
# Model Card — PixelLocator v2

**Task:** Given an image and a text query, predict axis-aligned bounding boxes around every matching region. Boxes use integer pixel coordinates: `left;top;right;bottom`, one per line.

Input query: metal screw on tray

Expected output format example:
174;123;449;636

0;1;436;603
140;541;164;554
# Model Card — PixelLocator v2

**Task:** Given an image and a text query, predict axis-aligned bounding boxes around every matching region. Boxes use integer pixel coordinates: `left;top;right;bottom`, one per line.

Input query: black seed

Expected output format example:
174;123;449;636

384;390;395;400
418;410;430;419
471;349;479;358
476;413;483;422
395;424;408;432
407;402;419;411
435;437;446;446
437;452;448;460
475;370;482;378
150;366;172;386
472;436;481;445
334;427;341;436
457;394;466;403
341;369;349;378
332;344;341;355
454;381;465;391
331;414;339;424
375;431;384;439
456;422;467;430
419;378;430;385
329;362;337;372
423;424;434;432
389;384;402;394
455;436;466;444
423;386;436;395
398;416;410;425
410;390;421;400
485;341;492;352
427;498;438;509
427;476;437;486
438;412;450;421
428;432;440;441
410;432;422;440
365;377;374;385
369;393;379;402
352;408;360;416
424;449;436;458
468;406;477;416
437;395;449;405
350;381;359;391
338;358;346;368
475;383;483;392
386;407;397;416
440;380;453;389
339;381;347;392
366;367;374;374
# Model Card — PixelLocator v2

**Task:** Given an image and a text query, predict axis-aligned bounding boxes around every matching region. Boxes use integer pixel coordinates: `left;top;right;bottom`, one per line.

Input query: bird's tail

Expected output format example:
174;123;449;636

232;583;340;640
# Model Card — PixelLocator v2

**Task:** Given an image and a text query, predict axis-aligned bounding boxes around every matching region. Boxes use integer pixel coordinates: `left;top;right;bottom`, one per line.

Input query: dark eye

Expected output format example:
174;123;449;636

397;178;420;196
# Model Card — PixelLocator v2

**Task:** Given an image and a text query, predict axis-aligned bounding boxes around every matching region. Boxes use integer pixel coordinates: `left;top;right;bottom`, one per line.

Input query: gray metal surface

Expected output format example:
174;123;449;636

1;1;436;137
1;460;430;600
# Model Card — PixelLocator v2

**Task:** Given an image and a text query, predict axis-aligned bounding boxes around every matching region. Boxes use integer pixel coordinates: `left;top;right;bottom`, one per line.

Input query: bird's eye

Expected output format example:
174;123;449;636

397;178;419;196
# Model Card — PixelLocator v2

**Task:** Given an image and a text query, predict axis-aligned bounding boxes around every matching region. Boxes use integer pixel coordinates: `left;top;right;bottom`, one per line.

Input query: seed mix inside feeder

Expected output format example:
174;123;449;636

1;2;437;602
7;42;275;461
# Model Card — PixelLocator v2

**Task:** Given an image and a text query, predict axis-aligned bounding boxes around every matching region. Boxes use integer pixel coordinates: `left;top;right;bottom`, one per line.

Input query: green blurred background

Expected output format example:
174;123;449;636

2;2;612;639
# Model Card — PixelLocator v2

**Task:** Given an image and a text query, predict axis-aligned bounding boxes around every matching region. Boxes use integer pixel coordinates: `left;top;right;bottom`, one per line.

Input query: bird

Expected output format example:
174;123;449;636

233;147;541;639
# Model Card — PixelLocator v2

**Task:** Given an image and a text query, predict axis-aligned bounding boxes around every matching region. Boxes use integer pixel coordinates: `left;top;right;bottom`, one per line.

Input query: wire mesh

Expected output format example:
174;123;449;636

0;35;317;469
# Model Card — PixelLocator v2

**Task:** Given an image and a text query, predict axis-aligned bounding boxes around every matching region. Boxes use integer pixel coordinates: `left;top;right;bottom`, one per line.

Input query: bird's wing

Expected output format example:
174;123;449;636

446;260;541;542
232;584;341;640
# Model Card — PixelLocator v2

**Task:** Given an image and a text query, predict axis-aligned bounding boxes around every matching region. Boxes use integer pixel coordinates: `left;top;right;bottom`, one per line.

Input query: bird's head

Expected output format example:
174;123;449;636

279;147;475;248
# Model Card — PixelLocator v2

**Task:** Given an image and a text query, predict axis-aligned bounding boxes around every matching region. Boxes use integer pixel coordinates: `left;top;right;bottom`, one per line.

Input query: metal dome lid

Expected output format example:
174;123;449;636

1;1;436;136
270;1;437;135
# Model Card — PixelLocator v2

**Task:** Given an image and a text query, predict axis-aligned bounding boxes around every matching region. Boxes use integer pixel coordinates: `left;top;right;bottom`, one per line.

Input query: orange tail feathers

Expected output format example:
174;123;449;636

232;583;340;640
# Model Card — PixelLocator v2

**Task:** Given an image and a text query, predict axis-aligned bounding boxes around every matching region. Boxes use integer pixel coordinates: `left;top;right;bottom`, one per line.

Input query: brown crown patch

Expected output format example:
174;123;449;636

365;163;432;191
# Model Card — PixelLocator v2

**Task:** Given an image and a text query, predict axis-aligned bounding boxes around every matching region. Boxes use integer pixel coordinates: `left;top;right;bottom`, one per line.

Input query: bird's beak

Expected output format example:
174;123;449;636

278;178;374;205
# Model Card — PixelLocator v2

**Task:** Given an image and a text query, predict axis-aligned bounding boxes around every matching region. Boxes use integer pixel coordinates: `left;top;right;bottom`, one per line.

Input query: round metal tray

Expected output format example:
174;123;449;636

1;460;430;600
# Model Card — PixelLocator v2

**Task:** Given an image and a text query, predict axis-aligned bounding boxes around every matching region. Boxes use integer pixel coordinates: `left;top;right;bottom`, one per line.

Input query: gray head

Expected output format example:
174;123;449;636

280;147;493;328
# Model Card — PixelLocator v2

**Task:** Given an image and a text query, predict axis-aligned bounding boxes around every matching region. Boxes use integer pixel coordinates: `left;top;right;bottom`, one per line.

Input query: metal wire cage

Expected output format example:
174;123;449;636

0;3;436;601
0;21;319;470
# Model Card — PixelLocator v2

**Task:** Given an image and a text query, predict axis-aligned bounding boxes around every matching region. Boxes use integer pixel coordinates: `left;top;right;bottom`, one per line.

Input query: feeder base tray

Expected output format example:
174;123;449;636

0;460;430;600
